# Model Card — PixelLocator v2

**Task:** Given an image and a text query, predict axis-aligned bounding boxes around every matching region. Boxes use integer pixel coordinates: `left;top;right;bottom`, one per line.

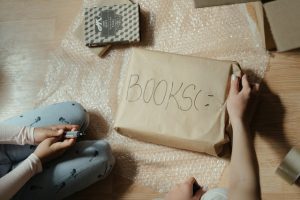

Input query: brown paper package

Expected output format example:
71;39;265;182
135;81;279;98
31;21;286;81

114;48;241;156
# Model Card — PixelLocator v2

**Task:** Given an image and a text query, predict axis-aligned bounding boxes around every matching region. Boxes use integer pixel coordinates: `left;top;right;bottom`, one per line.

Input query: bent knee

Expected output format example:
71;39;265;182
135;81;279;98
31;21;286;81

64;101;89;131
89;141;115;177
95;141;114;162
93;141;115;169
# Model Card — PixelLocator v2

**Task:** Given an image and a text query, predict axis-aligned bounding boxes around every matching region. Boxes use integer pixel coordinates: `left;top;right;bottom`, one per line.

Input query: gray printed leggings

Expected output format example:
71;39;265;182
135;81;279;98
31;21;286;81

0;101;115;200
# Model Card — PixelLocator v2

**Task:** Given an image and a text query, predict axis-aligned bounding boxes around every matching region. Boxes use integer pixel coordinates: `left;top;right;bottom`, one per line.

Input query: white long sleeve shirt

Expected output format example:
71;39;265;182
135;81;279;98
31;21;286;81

0;125;42;200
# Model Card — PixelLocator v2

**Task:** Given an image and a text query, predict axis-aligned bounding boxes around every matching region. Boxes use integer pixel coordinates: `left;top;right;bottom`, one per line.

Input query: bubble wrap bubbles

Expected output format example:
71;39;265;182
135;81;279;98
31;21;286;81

36;0;269;193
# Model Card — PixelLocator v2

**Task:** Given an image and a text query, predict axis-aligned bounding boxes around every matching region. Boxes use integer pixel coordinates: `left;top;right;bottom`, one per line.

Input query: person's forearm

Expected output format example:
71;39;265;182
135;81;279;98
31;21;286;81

229;120;260;199
0;154;42;200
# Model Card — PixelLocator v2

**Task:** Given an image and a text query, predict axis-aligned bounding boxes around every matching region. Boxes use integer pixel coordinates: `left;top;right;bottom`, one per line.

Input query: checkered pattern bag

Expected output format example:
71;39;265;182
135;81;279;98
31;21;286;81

84;4;140;47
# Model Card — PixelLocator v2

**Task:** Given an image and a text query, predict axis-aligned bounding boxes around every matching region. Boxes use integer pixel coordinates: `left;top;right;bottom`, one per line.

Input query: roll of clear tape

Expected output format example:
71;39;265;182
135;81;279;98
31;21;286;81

276;148;300;184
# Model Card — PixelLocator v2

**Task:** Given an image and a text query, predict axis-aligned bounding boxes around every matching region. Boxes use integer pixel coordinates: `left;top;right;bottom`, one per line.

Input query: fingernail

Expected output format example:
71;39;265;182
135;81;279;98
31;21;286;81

231;74;237;81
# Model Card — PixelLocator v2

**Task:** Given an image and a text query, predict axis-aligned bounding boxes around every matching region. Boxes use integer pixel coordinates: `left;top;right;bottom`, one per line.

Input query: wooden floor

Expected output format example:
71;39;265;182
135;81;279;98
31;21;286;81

0;0;299;199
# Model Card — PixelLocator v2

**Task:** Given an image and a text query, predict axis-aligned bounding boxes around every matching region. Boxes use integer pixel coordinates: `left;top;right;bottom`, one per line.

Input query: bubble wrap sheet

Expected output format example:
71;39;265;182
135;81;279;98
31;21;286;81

36;0;269;193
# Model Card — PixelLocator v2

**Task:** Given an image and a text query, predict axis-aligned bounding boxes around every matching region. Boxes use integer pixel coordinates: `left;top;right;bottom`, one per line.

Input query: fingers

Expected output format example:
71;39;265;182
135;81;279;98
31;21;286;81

51;124;80;131
66;125;80;131
241;74;251;94
193;188;206;200
229;74;240;96
51;138;76;151
58;138;76;149
252;83;260;95
46;129;64;138
44;137;60;145
241;75;261;97
185;177;199;196
185;177;196;185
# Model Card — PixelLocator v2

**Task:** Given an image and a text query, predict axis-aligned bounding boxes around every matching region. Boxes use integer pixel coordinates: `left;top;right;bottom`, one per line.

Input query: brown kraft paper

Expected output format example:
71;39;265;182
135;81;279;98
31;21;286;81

114;48;241;156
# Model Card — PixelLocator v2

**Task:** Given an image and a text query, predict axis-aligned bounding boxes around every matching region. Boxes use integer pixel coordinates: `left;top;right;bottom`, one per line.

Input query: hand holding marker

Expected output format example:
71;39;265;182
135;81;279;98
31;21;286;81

64;131;86;139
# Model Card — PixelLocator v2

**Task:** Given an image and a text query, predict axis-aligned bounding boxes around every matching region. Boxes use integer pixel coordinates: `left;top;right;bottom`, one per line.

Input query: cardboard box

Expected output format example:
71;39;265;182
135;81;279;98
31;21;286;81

194;0;300;52
264;0;300;52
193;0;257;8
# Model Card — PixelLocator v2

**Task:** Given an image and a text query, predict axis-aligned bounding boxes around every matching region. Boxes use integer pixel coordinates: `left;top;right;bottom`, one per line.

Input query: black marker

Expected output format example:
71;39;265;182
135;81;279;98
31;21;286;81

64;131;85;138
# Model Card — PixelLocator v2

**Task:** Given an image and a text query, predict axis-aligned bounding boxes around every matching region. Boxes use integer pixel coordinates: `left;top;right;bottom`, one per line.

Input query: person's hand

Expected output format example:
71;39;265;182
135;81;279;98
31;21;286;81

165;177;206;200
33;124;79;144
34;137;76;163
227;74;259;126
33;124;79;163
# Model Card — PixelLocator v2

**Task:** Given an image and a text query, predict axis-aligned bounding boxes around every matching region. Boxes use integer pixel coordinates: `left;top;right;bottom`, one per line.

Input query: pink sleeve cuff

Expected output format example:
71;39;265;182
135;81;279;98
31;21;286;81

0;125;35;145
18;126;36;145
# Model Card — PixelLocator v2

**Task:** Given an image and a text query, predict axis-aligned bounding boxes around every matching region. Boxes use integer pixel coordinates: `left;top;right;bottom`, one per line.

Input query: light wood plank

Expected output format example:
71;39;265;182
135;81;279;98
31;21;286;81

0;1;299;199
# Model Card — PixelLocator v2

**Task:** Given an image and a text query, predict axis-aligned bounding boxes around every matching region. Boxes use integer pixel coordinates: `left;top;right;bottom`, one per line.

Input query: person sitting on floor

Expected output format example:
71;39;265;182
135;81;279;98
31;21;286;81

0;102;115;200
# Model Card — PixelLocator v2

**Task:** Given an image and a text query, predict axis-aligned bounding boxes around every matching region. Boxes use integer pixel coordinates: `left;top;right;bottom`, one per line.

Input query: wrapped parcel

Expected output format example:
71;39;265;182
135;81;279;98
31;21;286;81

114;48;241;156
